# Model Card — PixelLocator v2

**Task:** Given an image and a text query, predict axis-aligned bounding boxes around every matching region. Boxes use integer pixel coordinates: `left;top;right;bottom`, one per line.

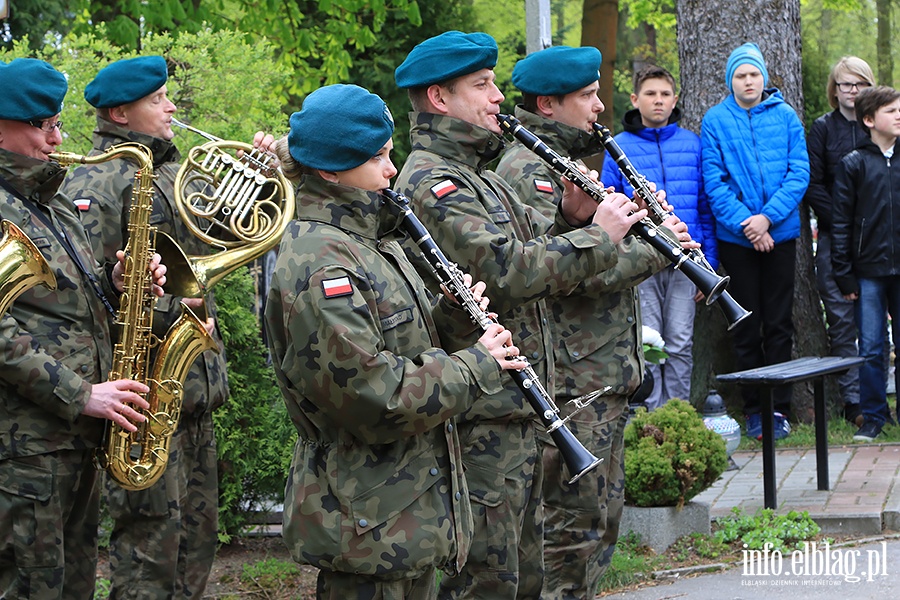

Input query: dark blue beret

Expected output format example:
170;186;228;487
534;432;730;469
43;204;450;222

395;31;498;89
84;56;168;108
289;84;395;172
0;59;67;121
512;46;602;96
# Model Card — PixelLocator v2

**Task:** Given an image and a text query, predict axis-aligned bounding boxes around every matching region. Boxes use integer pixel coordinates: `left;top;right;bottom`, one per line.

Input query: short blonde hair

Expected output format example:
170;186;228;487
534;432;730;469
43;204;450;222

827;56;876;109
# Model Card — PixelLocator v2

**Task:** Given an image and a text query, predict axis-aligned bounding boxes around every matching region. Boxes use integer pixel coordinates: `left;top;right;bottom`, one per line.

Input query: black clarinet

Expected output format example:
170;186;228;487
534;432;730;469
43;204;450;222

592;123;752;330
496;113;730;305
383;188;603;484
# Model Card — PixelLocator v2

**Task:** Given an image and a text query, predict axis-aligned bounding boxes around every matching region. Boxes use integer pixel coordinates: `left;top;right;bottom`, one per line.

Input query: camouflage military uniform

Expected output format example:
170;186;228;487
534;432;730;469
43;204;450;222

264;175;505;598
496;107;668;600
60;118;229;600
1;148;118;599
394;112;621;600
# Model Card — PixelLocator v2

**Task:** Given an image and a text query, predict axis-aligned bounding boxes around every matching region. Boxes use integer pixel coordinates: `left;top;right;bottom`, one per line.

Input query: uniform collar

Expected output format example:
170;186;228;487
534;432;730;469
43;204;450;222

408;112;505;169
512;105;603;160
93;116;181;167
0;147;67;205
296;174;401;241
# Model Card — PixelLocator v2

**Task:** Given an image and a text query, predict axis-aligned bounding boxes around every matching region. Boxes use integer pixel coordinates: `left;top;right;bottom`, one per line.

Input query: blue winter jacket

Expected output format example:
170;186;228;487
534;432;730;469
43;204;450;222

700;89;809;248
601;107;718;270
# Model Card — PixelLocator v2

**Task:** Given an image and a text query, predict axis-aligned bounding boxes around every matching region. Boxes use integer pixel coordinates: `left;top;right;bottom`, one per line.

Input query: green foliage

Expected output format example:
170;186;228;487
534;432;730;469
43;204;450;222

668;531;729;562
596;531;658;592
94;577;111;599
213;268;294;542
714;507;822;553
620;0;676;32
0;28;289;155
0;0;75;51
241;557;302;589
624;399;728;507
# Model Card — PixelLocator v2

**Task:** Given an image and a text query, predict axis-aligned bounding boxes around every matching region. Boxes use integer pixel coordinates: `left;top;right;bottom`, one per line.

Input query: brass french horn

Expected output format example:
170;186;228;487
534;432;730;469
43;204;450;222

163;118;295;300
0;219;58;314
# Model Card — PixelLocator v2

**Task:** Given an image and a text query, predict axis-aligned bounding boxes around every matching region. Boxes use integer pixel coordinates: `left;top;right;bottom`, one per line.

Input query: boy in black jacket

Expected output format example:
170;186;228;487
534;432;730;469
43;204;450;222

832;85;900;441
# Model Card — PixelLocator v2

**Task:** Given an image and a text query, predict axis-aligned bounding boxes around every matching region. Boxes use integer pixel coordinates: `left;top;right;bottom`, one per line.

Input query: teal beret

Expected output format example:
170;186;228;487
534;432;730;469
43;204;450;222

84;56;168;108
512;46;602;96
0;59;67;121
288;84;395;172
395;31;498;89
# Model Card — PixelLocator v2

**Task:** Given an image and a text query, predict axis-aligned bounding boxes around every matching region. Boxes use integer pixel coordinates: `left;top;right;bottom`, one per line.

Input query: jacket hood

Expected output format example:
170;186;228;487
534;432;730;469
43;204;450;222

622;106;683;134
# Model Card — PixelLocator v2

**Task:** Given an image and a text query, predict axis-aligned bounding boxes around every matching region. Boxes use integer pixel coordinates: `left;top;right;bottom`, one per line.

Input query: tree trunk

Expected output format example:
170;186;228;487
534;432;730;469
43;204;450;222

581;0;618;130
876;0;894;86
676;0;828;422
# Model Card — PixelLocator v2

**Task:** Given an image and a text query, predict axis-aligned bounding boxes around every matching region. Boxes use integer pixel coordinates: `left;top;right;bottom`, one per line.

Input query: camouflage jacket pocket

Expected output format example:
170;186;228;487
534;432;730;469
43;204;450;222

339;450;453;578
560;317;630;364
0;458;52;502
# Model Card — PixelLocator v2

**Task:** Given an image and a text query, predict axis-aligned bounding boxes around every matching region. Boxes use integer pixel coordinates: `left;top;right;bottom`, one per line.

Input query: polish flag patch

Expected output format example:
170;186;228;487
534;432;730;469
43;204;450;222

73;198;92;211
430;180;458;199
322;276;353;298
533;179;555;194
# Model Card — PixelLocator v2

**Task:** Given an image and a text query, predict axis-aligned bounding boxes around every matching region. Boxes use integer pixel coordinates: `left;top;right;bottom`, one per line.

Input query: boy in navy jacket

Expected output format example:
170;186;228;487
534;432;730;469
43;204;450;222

832;86;900;441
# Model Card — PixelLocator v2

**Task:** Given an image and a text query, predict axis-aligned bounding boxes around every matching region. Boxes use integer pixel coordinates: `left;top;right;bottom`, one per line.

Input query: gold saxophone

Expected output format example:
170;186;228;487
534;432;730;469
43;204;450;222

0;219;58;314
51;143;217;491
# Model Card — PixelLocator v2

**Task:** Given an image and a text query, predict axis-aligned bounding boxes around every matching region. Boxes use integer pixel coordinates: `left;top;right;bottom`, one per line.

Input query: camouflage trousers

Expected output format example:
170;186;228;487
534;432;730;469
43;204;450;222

106;409;218;600
0;450;100;600
316;568;437;599
540;395;628;600
438;420;543;600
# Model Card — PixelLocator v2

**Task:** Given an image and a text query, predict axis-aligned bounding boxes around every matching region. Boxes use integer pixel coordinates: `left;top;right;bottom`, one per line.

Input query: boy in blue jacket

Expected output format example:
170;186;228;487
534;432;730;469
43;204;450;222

832;86;900;442
601;64;716;411
700;42;810;440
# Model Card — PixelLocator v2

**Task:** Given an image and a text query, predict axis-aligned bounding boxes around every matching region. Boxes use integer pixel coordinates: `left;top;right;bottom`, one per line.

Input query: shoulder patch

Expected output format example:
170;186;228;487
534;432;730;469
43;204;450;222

321;276;353;298
430;180;458;199
73;198;92;211
533;179;555;194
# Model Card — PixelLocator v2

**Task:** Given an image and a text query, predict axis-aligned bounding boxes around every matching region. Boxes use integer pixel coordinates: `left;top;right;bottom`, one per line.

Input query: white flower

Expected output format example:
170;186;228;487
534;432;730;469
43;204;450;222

642;326;665;349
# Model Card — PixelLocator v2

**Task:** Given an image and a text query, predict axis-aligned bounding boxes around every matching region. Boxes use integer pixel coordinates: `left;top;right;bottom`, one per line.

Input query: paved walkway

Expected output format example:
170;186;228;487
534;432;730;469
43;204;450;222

692;443;900;535
605;444;900;598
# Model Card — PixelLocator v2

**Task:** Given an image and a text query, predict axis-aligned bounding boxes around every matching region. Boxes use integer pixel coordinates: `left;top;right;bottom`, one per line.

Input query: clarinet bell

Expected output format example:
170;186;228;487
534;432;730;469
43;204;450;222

715;291;753;331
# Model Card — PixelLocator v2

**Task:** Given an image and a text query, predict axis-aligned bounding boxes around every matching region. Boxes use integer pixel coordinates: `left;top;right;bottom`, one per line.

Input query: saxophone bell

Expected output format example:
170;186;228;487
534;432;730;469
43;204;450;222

0;220;58;315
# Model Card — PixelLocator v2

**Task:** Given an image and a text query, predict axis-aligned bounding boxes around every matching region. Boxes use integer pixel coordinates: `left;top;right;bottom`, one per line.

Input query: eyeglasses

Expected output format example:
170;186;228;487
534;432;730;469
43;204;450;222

837;82;872;93
27;119;64;132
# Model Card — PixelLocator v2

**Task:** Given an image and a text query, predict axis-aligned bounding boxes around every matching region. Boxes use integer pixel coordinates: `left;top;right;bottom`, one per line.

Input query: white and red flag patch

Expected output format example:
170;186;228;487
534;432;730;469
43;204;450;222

73;198;92;211
430;180;458;199
533;179;554;194
322;276;353;298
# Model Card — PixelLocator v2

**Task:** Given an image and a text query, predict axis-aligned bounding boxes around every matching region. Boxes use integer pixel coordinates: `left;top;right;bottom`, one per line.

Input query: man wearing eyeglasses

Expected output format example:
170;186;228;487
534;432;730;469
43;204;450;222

0;58;167;599
805;57;877;431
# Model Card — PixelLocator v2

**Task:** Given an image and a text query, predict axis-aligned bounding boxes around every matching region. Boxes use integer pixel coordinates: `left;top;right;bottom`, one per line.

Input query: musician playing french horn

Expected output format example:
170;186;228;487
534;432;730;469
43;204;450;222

493;46;699;600
59;55;272;600
264;83;522;597
0;58;167;600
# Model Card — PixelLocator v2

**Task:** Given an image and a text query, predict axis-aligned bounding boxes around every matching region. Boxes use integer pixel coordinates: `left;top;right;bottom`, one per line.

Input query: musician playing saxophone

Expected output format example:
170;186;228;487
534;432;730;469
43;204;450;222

0;59;166;600
264;83;521;598
59;56;269;600
495;47;695;600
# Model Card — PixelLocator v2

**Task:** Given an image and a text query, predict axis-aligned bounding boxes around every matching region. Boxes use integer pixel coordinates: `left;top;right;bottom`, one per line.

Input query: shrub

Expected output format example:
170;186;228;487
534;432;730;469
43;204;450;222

214;268;294;542
624;399;727;507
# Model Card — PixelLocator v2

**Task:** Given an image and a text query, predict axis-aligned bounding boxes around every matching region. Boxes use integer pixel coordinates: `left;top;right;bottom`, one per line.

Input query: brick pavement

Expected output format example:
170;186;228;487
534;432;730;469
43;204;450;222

693;443;900;535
